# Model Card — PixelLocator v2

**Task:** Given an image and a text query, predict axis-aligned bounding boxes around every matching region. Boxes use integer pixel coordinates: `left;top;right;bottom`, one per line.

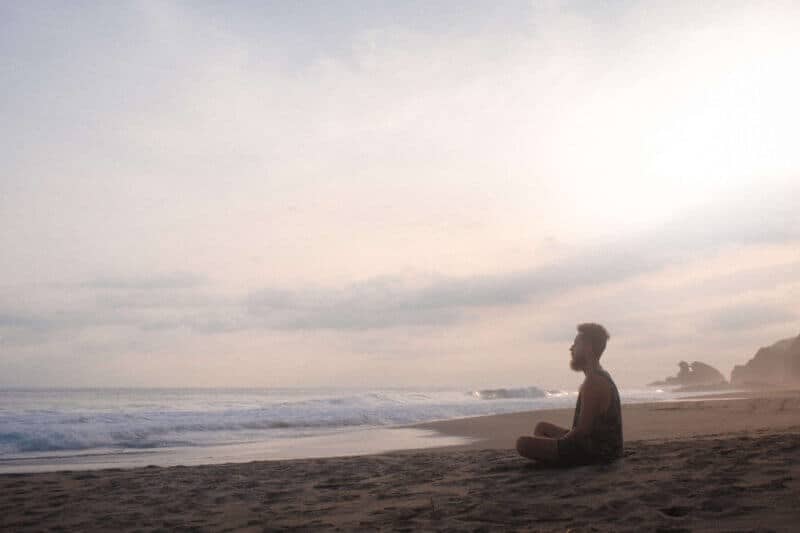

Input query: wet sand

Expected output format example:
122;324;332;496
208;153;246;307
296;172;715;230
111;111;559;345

2;391;799;531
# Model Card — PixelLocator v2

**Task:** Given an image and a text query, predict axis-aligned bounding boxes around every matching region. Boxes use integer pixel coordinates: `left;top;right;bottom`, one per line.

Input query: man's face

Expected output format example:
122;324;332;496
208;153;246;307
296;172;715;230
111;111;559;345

569;333;592;371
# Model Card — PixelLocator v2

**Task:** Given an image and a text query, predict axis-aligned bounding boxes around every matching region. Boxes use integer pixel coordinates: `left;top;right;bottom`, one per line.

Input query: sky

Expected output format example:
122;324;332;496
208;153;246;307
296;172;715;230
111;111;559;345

1;0;799;389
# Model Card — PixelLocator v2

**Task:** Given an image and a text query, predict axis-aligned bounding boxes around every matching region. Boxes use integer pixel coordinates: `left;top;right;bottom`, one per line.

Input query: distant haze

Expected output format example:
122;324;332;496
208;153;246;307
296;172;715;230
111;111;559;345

2;1;799;389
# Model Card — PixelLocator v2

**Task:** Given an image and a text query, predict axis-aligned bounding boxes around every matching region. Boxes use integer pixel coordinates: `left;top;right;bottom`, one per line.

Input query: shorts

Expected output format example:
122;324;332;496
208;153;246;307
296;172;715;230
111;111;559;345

556;436;604;467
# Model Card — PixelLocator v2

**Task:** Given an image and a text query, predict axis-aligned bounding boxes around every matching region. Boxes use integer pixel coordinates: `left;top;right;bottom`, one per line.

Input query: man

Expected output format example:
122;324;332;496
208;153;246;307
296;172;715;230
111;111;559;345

516;323;623;465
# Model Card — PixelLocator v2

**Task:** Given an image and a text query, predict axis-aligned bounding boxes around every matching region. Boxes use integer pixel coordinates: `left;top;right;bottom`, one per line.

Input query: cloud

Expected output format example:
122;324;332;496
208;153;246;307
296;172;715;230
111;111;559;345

138;315;244;334
245;180;800;330
2;177;797;349
684;260;800;295
0;312;52;330
82;272;206;290
247;277;463;331
0;272;227;346
706;303;797;332
0;308;85;346
4;2;800;387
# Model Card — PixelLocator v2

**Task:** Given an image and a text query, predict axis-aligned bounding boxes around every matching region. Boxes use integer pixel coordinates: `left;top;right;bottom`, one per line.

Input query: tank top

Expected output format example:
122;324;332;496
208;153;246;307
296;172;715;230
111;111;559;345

570;368;624;460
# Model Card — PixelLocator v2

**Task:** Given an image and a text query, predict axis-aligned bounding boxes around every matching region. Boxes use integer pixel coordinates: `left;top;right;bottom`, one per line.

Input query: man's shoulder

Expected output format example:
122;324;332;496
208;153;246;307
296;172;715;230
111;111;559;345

581;372;613;396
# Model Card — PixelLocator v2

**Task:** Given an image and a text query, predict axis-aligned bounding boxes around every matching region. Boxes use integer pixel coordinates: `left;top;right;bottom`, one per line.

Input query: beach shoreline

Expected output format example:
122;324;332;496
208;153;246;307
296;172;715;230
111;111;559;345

2;389;799;531
414;388;800;450
2;388;798;474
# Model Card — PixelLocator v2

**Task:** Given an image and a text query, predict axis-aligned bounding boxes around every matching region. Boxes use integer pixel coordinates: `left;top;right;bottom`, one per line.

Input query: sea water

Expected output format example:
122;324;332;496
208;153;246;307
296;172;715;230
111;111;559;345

0;386;689;472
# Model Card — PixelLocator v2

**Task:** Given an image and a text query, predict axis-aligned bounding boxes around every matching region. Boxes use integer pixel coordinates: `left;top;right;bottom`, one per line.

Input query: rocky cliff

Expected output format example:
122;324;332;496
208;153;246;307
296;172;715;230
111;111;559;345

730;333;800;387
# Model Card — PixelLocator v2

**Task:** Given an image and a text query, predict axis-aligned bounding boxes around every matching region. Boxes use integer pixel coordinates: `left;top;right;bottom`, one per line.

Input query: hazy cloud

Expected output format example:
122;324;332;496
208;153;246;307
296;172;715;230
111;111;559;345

247;277;462;330
245;181;800;330
0;312;52;331
0;308;86;346
707;303;797;332
0;273;230;346
83;272;206;290
3;179;798;347
3;1;800;386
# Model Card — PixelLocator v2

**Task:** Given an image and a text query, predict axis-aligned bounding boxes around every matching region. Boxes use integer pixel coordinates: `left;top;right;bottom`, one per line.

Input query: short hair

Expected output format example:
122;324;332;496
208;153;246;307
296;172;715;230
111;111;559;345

577;323;610;358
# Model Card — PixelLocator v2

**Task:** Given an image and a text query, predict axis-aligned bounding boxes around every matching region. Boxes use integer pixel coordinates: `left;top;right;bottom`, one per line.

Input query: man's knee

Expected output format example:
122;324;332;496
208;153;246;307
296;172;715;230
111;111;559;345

534;421;549;437
516;436;531;456
516;435;558;461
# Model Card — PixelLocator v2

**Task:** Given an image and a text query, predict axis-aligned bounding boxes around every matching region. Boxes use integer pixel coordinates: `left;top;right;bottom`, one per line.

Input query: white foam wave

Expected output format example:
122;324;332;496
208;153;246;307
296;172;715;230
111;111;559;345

470;386;547;400
0;386;678;456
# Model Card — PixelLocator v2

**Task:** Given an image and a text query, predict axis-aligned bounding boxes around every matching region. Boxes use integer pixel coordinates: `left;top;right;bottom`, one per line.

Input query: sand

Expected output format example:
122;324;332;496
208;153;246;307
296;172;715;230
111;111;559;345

2;391;799;532
417;388;800;448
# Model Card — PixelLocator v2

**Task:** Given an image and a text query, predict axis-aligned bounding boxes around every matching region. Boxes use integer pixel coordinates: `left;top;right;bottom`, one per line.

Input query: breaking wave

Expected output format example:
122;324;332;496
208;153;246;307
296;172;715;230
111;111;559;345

0;386;673;456
471;386;549;400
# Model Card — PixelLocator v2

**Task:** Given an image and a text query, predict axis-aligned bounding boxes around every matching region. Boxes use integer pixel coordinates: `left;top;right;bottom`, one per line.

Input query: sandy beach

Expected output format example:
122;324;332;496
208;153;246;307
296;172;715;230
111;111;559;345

2;391;799;532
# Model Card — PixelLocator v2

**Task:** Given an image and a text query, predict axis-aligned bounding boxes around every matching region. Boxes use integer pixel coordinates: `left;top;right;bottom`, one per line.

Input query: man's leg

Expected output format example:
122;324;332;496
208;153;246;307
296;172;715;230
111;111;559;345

533;421;569;439
515;435;559;462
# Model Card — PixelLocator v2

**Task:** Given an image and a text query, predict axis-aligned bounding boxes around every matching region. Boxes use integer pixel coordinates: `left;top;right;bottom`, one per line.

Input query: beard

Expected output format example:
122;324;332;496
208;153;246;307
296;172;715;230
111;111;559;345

569;355;585;371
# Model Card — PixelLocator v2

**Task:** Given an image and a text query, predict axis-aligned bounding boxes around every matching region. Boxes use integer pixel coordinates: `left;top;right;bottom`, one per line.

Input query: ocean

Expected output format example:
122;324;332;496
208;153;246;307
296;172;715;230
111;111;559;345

0;386;688;473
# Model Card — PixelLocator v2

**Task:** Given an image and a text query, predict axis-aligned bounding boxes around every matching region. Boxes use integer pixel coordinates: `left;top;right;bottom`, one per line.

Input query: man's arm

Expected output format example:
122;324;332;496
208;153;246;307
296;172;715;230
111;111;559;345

534;421;569;438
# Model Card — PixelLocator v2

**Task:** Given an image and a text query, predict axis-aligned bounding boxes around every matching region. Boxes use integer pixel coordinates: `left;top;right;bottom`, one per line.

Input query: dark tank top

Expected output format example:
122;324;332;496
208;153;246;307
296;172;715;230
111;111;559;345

570;368;623;460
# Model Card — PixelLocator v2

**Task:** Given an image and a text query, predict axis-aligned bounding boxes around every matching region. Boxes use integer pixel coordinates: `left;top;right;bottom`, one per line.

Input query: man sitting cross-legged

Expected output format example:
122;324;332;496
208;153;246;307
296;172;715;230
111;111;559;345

516;323;623;466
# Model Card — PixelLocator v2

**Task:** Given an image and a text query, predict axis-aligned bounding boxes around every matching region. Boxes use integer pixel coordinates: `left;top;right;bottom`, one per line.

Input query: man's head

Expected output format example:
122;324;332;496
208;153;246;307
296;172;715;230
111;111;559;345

569;323;610;371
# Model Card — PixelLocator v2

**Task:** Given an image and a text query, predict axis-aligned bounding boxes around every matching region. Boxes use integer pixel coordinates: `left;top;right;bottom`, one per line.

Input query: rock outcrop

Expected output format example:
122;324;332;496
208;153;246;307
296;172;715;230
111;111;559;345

649;361;728;388
730;333;800;387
